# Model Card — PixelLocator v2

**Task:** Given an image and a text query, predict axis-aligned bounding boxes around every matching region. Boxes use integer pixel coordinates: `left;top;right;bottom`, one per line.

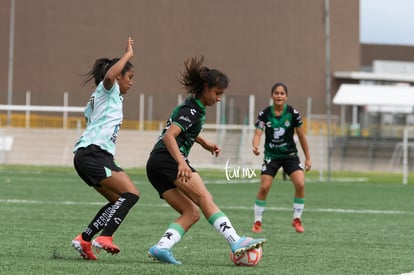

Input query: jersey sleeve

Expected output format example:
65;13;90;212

254;108;268;130
172;105;199;132
292;108;303;127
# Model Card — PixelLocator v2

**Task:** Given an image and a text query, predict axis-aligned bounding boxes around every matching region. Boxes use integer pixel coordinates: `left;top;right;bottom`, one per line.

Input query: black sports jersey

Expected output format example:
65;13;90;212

152;96;206;158
255;104;303;160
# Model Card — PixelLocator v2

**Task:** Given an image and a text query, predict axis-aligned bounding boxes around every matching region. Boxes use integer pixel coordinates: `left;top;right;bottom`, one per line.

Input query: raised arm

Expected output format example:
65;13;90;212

103;37;134;90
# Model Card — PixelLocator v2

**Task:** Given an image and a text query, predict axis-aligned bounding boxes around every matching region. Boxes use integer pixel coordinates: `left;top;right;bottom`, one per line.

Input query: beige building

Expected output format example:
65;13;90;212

0;0;360;124
2;0;414;172
361;44;414;67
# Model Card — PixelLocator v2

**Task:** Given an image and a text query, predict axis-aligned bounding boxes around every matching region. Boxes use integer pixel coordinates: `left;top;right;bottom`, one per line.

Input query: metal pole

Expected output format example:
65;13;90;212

216;97;221;125
178;94;183;105
306;97;312;135
148;95;153;121
249;94;255;126
324;0;332;181
25;90;30;128
402;127;408;185
220;96;226;124
229;97;234;124
139;93;144;131
319;128;325;182
7;0;16;125
63;92;68;128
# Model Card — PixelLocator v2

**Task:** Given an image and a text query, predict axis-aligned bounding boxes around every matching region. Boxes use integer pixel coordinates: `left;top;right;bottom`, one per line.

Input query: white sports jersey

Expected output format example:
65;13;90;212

73;81;123;155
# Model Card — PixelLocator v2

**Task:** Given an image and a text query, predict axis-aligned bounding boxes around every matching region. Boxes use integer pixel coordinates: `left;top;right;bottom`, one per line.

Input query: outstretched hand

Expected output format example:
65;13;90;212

126;37;134;57
210;144;221;157
197;137;221;157
304;159;312;172
252;146;260;156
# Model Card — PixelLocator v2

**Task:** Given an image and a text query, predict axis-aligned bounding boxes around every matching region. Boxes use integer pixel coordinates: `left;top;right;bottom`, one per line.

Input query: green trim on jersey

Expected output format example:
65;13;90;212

255;104;303;160
73;81;123;156
152;96;206;158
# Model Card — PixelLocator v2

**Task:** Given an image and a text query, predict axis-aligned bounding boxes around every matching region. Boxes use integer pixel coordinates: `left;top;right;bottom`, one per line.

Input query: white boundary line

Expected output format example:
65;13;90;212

202;177;370;184
0;199;413;215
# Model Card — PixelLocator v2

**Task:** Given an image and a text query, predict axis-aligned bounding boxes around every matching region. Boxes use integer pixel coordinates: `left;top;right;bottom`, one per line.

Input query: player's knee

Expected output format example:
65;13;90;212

183;206;201;223
259;186;271;195
294;181;305;190
121;192;140;207
191;209;201;223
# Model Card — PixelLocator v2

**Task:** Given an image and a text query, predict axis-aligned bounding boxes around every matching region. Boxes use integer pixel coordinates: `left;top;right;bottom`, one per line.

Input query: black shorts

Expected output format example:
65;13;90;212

146;150;196;198
73;144;123;187
261;157;303;177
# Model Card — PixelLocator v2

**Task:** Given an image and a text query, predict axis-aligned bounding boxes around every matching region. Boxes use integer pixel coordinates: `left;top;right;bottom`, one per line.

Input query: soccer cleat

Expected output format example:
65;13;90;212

292;218;304;233
92;236;120;254
231;236;266;256
148;245;182;265
252;221;262;233
71;234;98;260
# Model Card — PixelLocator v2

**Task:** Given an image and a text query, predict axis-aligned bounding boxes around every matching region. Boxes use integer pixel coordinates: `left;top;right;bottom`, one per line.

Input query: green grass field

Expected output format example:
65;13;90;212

1;165;413;275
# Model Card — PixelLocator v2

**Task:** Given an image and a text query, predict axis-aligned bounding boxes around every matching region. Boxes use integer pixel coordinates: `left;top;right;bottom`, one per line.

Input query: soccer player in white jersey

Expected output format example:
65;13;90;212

71;37;140;260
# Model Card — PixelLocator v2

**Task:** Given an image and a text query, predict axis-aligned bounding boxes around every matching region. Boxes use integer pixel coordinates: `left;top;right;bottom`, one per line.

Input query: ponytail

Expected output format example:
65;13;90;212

83;58;133;86
180;55;229;96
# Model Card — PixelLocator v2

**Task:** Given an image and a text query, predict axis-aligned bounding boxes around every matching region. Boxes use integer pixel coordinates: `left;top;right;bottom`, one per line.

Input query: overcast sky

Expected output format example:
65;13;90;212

360;0;414;46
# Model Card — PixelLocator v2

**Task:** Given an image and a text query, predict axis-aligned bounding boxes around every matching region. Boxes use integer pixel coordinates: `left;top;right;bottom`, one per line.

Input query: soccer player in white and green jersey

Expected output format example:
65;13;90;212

71;37;139;260
252;82;311;233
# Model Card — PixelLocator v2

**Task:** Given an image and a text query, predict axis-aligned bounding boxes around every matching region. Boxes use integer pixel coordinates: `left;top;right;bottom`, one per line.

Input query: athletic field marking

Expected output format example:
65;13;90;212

0;199;413;215
223;205;412;215
203;177;369;184
0;175;382;185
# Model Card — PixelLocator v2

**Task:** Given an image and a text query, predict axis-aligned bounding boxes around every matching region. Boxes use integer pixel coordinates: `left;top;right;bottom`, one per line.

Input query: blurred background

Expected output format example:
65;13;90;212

1;0;414;179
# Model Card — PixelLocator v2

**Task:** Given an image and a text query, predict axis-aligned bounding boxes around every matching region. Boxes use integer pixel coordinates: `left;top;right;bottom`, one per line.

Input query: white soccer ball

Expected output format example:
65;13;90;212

230;247;263;266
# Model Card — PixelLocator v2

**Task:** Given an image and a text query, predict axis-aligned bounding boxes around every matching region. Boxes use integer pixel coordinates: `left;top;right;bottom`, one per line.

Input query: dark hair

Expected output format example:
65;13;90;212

83;58;133;86
271;82;288;95
179;55;229;96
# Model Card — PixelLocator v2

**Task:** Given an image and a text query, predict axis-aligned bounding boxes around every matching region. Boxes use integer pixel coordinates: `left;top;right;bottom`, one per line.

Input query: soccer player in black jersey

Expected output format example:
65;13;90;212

252;82;311;233
146;56;266;265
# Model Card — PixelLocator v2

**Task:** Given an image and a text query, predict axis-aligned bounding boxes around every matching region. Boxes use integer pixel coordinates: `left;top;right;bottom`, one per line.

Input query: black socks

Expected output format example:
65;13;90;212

82;202;113;241
100;192;139;236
